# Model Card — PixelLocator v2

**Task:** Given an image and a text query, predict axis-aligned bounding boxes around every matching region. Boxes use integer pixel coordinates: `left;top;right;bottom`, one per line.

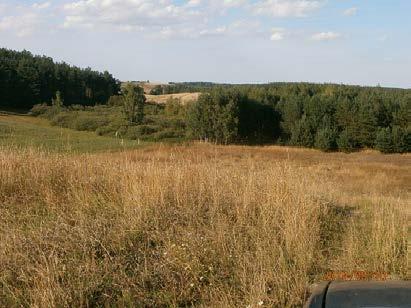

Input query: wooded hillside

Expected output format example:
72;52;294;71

0;48;120;109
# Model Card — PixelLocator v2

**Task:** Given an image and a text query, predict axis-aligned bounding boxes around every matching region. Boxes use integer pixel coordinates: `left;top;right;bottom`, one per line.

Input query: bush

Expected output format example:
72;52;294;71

107;95;124;107
152;128;182;140
123;125;160;140
30;103;51;116
50;112;76;128
74;116;109;132
164;98;185;117
95;126;116;137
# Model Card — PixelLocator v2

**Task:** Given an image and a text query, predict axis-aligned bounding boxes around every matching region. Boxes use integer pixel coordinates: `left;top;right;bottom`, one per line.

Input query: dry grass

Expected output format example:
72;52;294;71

146;93;200;105
0;144;409;307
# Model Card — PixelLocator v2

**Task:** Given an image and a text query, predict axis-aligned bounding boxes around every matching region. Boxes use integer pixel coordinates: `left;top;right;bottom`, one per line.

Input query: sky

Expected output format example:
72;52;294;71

1;0;410;88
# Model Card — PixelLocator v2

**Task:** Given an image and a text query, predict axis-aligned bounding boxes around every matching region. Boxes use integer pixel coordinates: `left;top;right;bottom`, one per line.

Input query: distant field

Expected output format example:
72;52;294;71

146;92;200;104
0;117;409;306
0;113;144;153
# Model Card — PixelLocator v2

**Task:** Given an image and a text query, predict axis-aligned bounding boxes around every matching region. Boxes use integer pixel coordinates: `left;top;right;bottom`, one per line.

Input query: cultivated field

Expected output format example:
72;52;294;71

0;123;409;306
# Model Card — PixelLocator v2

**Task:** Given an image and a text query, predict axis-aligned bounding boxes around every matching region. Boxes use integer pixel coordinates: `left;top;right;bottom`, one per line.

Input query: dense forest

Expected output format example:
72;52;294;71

0;48;120;109
184;84;410;152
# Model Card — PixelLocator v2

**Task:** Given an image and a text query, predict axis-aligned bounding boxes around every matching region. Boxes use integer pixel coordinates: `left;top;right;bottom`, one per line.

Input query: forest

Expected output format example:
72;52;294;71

185;84;410;153
1;49;409;153
0;48;120;109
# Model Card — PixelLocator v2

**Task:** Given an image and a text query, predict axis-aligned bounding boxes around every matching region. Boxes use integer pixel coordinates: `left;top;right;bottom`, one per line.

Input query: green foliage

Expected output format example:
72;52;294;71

0;48;120;109
314;127;337;151
107;95;124;107
337;129;358;152
187;89;240;144
51;91;64;109
122;83;146;124
391;126;409;153
164;98;186;117
290;115;315;147
375;127;394;153
22;76;411;153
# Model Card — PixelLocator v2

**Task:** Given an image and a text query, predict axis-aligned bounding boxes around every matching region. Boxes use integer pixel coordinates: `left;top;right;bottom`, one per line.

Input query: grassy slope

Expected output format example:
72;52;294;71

0;113;144;153
0;114;409;306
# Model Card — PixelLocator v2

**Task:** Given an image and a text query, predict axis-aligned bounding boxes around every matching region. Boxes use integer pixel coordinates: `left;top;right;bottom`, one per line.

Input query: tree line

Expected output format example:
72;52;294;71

0;48;120;109
185;84;410;153
2;48;408;153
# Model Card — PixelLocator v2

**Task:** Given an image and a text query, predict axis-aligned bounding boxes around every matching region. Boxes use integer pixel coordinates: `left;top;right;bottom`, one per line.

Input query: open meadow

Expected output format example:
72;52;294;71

0;115;409;307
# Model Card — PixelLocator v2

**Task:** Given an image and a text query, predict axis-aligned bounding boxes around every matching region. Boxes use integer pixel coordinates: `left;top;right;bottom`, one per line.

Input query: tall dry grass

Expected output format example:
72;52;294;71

0;144;408;307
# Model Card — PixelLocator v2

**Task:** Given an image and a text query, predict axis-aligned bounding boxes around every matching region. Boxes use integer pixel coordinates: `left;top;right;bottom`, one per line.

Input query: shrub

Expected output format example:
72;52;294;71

95;126;117;137
30;103;51;116
152;128;182;140
107;95;124;107
124;125;160;140
50;112;76;128
74;115;109;132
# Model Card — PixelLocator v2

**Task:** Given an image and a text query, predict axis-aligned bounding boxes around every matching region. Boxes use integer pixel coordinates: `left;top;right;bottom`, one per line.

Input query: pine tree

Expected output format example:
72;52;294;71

375;127;393;153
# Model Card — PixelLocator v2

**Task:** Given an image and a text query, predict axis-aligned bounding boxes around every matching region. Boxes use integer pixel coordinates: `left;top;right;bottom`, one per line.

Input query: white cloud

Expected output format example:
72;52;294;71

186;0;202;7
151;19;262;40
0;2;53;37
270;27;285;41
251;0;322;17
62;0;204;31
311;31;341;41
0;13;41;37
221;0;247;8
32;2;51;9
343;7;357;16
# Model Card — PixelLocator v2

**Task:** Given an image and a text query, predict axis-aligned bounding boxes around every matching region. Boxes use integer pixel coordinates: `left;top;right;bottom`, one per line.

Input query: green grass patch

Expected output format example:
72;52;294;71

0;113;144;153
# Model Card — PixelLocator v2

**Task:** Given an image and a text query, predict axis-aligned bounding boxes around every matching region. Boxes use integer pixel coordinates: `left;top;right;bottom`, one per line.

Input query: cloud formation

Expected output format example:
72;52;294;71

62;0;203;31
343;7;357;16
0;0;333;41
311;31;341;41
270;28;286;41
251;0;322;17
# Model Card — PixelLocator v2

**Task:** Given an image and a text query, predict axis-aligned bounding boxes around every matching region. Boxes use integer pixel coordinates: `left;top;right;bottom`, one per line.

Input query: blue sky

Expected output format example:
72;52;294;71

1;0;410;88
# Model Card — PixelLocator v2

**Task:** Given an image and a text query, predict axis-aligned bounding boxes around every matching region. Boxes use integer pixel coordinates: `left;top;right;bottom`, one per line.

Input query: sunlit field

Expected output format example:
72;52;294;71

0;113;143;153
0;138;408;306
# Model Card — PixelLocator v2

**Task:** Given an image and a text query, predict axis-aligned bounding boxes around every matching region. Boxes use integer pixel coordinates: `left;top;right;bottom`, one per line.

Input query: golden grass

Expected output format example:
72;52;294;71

0;144;409;307
145;93;200;105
